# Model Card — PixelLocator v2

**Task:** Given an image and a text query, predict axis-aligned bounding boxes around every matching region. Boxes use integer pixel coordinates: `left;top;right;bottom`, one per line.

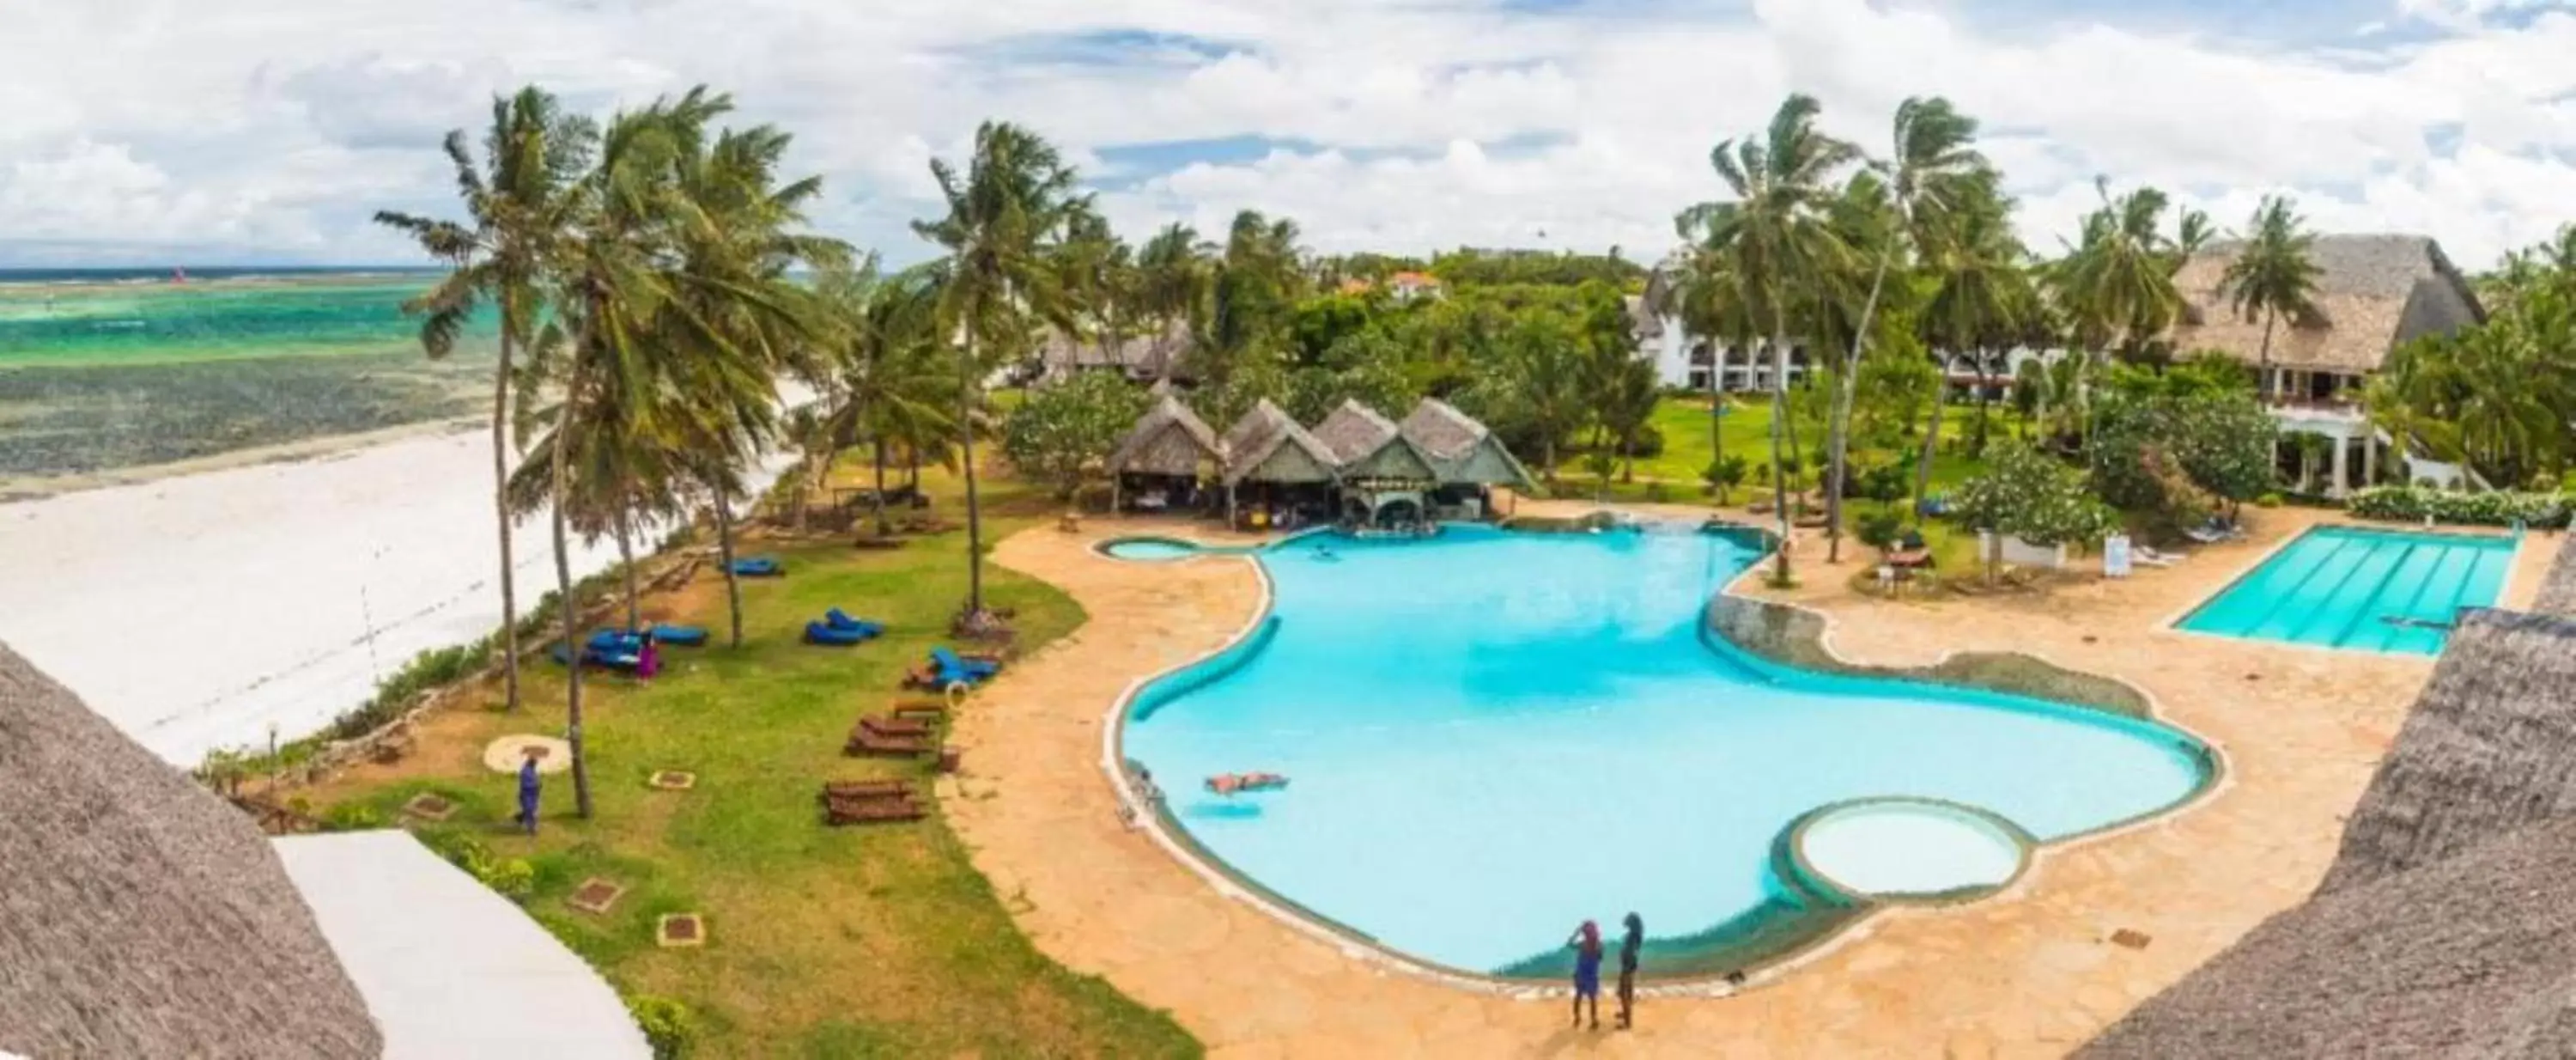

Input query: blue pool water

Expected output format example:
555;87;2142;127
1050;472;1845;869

2178;526;2515;655
1119;526;2209;975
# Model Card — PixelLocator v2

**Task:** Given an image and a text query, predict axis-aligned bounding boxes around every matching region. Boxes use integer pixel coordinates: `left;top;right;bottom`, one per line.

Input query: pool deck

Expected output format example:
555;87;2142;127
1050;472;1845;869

945;506;2564;1057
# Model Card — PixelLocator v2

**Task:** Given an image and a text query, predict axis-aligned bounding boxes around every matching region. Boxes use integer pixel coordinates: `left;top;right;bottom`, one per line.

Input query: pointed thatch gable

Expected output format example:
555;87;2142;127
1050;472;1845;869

1106;394;1221;479
1221;399;1340;486
0;643;382;1059
1311;399;1439;482
2081;576;2576;1057
1397;398;1536;489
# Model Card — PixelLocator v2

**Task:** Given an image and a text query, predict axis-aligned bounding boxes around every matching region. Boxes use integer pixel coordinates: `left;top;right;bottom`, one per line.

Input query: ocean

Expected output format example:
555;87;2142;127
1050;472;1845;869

0;269;495;483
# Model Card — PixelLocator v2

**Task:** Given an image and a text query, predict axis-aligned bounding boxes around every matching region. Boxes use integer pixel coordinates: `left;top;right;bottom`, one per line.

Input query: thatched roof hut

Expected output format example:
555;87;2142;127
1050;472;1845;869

2533;532;2576;616
1038;319;1193;383
2081;573;2576;1057
1221;399;1340;486
2166;234;2484;375
1106;393;1221;479
1311;399;1441;482
0;643;382;1058
1397;398;1535;489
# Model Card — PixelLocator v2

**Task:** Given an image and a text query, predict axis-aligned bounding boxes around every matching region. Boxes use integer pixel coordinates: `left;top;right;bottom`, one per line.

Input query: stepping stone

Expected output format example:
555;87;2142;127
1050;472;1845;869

657;913;706;948
567;878;626;915
2110;929;2153;950
647;770;696;791
402;793;456;822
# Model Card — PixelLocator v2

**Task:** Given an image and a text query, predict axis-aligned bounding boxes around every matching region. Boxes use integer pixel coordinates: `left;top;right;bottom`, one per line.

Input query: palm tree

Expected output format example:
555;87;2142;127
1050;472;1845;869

2216;194;2323;399
1915;174;2032;510
1661;244;1758;479
2051;180;2209;369
914;122;1085;624
1676;94;1863;584
1136;222;1212;381
1826;97;1991;562
816;263;958;538
374;88;592;713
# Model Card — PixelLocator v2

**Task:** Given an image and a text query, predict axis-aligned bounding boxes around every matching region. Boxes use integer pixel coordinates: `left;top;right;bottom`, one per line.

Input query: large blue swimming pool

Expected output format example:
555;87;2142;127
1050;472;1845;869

2178;526;2515;655
1118;525;2210;978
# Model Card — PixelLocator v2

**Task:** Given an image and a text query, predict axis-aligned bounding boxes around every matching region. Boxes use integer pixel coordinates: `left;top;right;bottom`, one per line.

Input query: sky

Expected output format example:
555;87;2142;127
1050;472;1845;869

3;0;2574;271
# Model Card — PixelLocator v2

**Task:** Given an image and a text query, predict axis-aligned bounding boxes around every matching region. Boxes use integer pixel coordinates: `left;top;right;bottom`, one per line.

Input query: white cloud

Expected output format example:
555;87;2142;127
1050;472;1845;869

0;0;2572;270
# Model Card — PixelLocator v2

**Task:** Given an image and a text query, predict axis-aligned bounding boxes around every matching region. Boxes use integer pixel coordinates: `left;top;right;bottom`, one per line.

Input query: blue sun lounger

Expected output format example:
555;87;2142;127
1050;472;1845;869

648;624;708;647
824;608;886;637
805;620;877;647
728;556;785;577
930;646;1001;680
552;640;641;670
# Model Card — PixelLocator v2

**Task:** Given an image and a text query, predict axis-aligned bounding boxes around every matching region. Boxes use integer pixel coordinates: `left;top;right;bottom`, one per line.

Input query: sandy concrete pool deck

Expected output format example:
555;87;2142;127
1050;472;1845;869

943;506;2563;1058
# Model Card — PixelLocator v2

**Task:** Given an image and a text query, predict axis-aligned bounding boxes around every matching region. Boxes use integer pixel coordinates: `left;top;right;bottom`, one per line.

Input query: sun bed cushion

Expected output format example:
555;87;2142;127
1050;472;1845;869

729;557;784;576
824;609;886;636
649;624;708;646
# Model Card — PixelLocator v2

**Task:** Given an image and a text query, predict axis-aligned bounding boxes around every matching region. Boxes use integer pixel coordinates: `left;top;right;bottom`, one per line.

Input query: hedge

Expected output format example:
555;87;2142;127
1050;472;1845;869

2345;486;2573;528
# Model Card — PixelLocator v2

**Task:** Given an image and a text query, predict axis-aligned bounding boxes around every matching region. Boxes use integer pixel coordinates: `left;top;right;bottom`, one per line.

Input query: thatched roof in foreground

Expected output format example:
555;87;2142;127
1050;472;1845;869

2533;532;2576;616
2081;605;2576;1057
1220;399;1340;486
0;643;381;1058
1397;398;1535;489
2166;234;2484;375
1106;394;1220;478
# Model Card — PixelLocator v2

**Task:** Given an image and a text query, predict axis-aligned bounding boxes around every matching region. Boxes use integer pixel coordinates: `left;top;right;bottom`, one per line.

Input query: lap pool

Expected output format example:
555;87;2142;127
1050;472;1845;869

1116;525;2212;980
2177;525;2515;655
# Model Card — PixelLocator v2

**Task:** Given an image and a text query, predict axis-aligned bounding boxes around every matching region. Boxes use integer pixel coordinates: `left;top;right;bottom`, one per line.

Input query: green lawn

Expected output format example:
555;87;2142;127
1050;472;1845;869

1547;393;2031;504
307;471;1199;1059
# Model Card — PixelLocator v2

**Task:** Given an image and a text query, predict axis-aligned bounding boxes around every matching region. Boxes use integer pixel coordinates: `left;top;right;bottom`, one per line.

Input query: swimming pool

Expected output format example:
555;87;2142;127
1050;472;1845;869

1117;525;2211;980
1098;536;1203;561
2178;525;2515;655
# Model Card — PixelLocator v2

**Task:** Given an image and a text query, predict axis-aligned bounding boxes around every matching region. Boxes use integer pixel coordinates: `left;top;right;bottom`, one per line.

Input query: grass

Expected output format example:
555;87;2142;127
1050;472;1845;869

301;467;1200;1059
1550;393;2031;499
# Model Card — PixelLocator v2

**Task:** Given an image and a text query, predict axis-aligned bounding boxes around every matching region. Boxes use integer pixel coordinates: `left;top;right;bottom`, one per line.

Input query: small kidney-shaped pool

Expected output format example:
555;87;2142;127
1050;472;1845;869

1117;525;2213;981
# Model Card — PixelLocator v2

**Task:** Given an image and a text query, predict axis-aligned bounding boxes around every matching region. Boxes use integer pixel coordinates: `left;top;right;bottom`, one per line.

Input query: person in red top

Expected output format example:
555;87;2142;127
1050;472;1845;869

1567;920;1604;1030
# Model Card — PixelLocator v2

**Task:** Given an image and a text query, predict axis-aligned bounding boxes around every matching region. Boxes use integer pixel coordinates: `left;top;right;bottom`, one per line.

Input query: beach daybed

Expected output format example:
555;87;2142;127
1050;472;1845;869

647;624;708;646
823;609;886;637
728;556;785;577
804;621;878;647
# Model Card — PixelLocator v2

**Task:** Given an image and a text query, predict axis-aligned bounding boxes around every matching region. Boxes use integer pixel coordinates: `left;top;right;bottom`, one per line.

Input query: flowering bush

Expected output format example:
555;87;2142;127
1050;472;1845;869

2346;486;2571;528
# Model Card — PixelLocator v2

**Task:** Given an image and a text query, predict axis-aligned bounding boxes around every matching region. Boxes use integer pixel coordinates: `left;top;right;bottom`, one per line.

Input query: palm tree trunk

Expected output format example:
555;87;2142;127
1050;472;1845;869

1707;343;1726;471
492;328;519;711
1914;376;1950;514
2257;307;2277;398
1827;251;1893;564
960;328;986;618
551;346;592;820
1766;327;1794;584
616;505;639;632
714;488;744;649
1971;352;1996;455
872;438;891;537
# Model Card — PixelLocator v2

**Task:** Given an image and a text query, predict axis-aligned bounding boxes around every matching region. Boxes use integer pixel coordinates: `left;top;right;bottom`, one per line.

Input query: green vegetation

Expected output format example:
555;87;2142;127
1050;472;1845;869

2374;224;2576;489
1956;444;2122;582
1001;369;1150;498
2347;485;2572;528
307;474;1200;1058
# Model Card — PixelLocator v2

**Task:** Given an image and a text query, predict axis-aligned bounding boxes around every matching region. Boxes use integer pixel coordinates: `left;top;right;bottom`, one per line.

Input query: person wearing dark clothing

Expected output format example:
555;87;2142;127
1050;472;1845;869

1568;920;1603;1030
515;755;541;836
1616;912;1644;1029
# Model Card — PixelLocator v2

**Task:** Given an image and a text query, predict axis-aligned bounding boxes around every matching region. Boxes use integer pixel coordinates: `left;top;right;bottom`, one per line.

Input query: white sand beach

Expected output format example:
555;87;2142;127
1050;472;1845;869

0;422;795;766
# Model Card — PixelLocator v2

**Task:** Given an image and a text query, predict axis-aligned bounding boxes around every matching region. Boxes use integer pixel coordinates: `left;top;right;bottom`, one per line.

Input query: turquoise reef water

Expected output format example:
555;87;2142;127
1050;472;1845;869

0;271;478;369
1119;526;2208;977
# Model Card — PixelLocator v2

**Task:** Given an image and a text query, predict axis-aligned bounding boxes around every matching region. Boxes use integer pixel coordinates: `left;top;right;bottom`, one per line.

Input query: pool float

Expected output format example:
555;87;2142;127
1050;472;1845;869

1206;772;1290;796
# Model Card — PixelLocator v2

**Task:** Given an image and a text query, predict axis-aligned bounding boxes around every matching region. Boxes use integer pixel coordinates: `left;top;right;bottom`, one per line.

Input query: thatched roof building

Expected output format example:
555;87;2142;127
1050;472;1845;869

2081;545;2576;1057
2166;234;2484;375
1220;399;1340;486
0;643;382;1058
1311;399;1441;482
1105;393;1221;479
2533;532;2576;616
1397;397;1536;489
1038;319;1193;383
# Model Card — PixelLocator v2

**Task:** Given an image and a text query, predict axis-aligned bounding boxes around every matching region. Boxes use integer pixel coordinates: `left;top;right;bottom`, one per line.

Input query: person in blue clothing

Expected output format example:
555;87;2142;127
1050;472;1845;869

514;752;542;836
1568;919;1604;1030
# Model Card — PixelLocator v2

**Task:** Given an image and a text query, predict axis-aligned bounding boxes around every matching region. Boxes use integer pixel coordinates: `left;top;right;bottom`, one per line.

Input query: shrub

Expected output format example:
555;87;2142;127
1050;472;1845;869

321;802;386;832
1702;454;1748;500
628;996;697;1060
2255;492;2283;508
2346;486;2572;527
1856;509;1905;551
1625;423;1667;460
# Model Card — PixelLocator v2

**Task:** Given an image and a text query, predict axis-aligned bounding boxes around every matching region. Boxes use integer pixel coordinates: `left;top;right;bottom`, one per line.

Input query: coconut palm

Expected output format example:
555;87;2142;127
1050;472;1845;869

914;122;1086;623
815;262;958;538
2051;180;2208;368
374;88;593;713
1914;174;2033;509
2216;194;2323;394
1136;222;1212;381
1826;97;1992;562
1675;94;1864;584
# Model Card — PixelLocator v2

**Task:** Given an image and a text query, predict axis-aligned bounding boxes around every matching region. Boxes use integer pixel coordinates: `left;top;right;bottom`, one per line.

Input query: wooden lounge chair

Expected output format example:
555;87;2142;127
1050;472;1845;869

823;793;926;825
889;698;949;718
818;779;915;803
861;715;933;739
847;726;933;758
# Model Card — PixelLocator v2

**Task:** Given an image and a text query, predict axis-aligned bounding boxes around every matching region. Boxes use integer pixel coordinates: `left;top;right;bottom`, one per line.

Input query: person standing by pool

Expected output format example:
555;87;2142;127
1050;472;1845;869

1567;920;1604;1030
1616;912;1643;1029
515;752;542;836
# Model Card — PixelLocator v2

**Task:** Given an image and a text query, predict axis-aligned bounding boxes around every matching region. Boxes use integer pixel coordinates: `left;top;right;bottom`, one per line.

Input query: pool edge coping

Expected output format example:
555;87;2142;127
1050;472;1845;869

1094;518;2233;1000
